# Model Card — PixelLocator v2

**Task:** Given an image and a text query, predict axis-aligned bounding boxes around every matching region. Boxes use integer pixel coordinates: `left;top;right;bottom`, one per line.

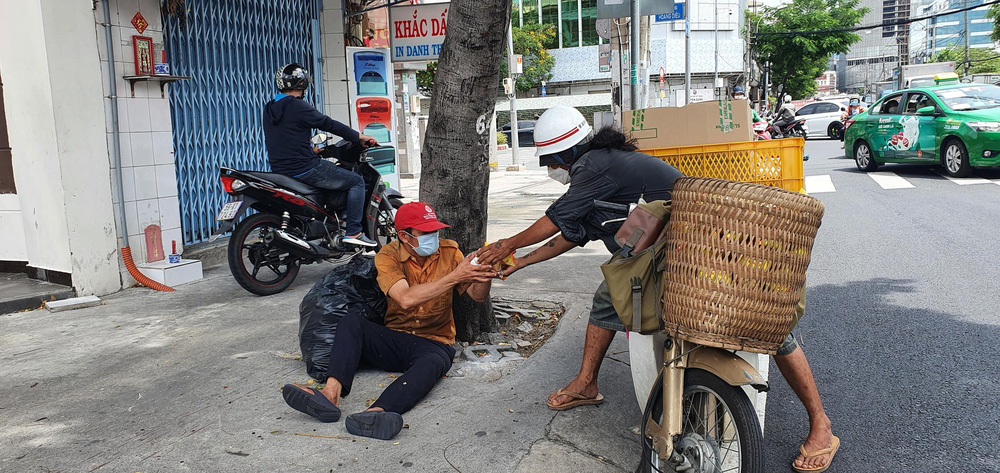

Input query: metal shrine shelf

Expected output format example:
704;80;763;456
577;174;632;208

123;75;190;98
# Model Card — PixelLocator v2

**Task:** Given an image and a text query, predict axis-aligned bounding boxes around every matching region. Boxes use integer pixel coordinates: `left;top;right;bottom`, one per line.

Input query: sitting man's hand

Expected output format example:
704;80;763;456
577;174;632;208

478;239;514;266
452;252;495;284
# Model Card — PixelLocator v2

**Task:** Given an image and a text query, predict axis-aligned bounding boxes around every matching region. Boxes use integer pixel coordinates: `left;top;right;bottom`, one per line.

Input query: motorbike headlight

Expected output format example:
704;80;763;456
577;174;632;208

967;121;1000;132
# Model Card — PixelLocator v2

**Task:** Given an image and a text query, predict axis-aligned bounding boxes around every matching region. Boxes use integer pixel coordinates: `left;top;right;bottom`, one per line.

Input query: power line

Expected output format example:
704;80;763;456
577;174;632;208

755;0;999;37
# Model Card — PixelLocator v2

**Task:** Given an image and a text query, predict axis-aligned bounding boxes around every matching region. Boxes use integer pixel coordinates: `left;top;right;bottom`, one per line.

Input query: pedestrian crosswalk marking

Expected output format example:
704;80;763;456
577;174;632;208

800;171;1000;193
804;175;836;194
868;172;915;189
933;170;1000;186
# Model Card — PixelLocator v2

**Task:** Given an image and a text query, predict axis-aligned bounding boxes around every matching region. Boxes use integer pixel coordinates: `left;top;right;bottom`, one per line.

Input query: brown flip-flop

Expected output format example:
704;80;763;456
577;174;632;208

792;435;840;473
547;389;605;411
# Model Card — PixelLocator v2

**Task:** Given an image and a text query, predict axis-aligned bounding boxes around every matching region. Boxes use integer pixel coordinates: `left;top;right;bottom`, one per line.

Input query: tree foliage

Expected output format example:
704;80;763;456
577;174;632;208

750;0;868;98
499;23;557;92
988;4;1000;44
416;61;437;95
418;23;555;95
932;46;1000;76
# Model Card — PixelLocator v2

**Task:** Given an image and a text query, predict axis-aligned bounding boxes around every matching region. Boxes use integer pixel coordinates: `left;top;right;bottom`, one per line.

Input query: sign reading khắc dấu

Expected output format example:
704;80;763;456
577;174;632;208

389;3;449;62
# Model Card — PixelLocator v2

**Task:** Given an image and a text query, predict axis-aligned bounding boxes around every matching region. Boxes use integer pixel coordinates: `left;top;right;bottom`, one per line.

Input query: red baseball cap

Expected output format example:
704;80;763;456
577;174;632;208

394;201;450;232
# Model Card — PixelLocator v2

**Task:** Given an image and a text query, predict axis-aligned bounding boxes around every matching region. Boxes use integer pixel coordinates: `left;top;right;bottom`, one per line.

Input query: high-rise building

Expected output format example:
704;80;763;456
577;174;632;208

511;0;748;107
910;0;996;63
844;0;912;94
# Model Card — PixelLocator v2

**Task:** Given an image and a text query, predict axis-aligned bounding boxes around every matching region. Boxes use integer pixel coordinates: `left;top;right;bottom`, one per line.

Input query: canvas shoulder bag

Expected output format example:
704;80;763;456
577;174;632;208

599;200;671;334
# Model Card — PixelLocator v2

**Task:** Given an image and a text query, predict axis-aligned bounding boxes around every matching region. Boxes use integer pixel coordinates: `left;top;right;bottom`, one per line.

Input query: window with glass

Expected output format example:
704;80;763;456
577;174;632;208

541;0;559;36
561;0;579;48
581;0;598;46
903;93;933;114
522;0;539;25
934;85;1000;111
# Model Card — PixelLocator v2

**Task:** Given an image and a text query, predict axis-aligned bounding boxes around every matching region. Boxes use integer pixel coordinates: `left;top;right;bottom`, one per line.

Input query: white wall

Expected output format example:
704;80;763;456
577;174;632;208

0;195;27;261
0;0;121;295
96;0;183;269
322;4;351;124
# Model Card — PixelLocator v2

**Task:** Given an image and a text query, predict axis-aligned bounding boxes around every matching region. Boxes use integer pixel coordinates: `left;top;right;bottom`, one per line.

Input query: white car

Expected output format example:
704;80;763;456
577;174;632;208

795;100;848;139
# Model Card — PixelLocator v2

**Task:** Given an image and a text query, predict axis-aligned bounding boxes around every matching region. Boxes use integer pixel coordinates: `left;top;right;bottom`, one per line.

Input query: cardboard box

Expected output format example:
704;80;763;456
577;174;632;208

623;99;754;149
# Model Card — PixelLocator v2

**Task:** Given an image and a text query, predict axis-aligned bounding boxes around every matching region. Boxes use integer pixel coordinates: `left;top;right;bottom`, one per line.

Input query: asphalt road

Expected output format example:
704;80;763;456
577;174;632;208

762;138;1000;472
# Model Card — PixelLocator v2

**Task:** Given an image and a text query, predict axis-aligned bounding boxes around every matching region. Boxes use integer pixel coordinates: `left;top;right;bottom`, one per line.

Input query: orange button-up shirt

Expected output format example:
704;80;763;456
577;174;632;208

374;239;469;346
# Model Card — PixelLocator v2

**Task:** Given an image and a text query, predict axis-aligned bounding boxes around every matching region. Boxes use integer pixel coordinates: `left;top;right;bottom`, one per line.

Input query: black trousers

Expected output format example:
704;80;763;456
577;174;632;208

325;312;455;414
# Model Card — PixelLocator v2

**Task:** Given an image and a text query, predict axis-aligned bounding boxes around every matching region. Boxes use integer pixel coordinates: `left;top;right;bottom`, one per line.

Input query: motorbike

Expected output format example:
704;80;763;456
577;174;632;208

594;200;768;472
752;120;770;140
767;115;808;139
212;134;403;295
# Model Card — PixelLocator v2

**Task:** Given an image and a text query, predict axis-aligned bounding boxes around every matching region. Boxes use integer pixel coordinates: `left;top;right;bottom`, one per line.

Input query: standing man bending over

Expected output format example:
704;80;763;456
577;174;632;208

282;202;494;440
479;105;839;473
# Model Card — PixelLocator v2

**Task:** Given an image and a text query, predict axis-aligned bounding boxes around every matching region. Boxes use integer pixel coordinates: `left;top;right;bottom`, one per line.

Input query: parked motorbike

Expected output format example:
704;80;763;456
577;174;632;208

212;135;403;295
594;200;768;472
752;120;771;140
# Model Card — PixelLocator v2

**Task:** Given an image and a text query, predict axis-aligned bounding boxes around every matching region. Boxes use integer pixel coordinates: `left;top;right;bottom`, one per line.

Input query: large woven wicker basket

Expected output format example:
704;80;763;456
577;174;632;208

661;177;825;354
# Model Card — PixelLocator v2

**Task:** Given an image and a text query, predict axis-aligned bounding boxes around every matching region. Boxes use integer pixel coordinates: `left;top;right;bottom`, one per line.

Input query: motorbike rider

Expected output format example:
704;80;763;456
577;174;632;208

479;105;839;473
772;94;798;133
844;96;865;118
732;85;763;123
839;97;866;143
263;63;378;247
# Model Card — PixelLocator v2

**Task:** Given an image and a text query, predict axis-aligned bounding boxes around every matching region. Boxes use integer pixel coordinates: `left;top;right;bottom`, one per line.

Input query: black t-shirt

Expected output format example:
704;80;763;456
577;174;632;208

545;148;684;253
263;96;361;176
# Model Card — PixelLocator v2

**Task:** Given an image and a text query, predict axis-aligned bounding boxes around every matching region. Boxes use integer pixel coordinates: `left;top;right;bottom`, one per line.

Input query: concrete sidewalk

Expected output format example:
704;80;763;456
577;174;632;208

0;170;645;472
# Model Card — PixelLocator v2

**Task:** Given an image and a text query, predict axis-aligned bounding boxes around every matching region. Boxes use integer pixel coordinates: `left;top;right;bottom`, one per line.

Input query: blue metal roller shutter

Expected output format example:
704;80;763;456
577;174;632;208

164;0;324;245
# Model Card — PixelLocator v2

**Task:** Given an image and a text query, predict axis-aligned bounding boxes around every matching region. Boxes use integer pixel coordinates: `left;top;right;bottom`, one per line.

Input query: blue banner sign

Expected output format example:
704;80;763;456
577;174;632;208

654;3;684;22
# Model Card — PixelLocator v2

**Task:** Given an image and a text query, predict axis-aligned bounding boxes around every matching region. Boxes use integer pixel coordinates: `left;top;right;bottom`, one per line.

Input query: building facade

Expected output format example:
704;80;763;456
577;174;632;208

844;0;911;94
536;0;747;108
0;0;362;296
910;0;997;62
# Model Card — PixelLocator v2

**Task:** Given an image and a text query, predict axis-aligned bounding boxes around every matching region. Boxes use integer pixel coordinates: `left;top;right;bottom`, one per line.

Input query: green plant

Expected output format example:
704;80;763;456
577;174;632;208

750;0;868;99
499;23;557;92
497;132;508;145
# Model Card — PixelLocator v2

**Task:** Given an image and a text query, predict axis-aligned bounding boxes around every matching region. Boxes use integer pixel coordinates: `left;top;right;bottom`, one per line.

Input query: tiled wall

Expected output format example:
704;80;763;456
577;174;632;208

321;4;351;124
97;0;182;263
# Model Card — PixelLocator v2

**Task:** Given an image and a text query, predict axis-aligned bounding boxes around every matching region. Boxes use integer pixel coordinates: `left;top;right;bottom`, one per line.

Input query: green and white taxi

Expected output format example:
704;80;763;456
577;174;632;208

844;76;1000;177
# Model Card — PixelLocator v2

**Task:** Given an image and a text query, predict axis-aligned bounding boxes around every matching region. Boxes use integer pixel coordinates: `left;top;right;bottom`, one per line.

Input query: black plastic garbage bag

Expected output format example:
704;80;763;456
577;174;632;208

299;254;387;380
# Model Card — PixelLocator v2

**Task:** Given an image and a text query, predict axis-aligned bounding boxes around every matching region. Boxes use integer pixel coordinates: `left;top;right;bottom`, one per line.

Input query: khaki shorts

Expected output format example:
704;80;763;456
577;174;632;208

588;279;805;356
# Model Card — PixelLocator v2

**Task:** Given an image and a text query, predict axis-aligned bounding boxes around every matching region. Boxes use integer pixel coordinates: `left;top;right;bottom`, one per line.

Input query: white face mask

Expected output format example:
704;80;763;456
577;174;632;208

548;167;571;185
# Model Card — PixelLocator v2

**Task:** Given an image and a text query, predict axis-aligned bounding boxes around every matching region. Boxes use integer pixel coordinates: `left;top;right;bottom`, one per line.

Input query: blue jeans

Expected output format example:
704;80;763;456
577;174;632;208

295;160;365;235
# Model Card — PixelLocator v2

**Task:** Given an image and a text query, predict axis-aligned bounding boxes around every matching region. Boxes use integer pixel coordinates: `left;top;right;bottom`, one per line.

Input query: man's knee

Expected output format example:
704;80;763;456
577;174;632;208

347;171;364;188
774;332;799;357
417;350;452;377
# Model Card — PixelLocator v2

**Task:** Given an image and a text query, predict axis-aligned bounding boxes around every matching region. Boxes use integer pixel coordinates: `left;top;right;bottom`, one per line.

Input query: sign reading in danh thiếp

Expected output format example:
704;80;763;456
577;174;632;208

389;3;449;62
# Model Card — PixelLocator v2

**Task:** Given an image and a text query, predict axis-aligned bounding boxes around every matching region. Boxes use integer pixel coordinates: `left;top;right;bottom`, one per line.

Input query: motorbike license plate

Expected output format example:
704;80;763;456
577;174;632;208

216;201;242;221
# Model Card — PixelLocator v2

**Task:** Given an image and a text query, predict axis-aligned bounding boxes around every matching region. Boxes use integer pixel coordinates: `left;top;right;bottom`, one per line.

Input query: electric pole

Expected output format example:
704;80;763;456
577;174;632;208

506;19;521;169
630;0;640;109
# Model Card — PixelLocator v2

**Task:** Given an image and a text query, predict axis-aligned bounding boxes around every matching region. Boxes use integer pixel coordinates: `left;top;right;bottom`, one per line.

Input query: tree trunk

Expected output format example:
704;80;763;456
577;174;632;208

419;0;510;342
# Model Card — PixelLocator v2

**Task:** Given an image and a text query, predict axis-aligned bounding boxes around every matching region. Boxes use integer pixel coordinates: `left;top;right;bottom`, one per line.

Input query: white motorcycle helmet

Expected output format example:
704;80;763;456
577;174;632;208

783;94;792;104
533;105;593;161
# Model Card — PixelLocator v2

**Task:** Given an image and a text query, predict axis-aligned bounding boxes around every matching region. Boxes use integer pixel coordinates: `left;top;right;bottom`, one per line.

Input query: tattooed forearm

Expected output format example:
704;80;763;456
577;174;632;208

545;241;556;247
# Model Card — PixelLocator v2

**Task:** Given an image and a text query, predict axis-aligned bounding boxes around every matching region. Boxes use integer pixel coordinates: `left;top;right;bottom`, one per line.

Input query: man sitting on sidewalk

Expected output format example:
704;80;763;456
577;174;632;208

282;202;494;440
